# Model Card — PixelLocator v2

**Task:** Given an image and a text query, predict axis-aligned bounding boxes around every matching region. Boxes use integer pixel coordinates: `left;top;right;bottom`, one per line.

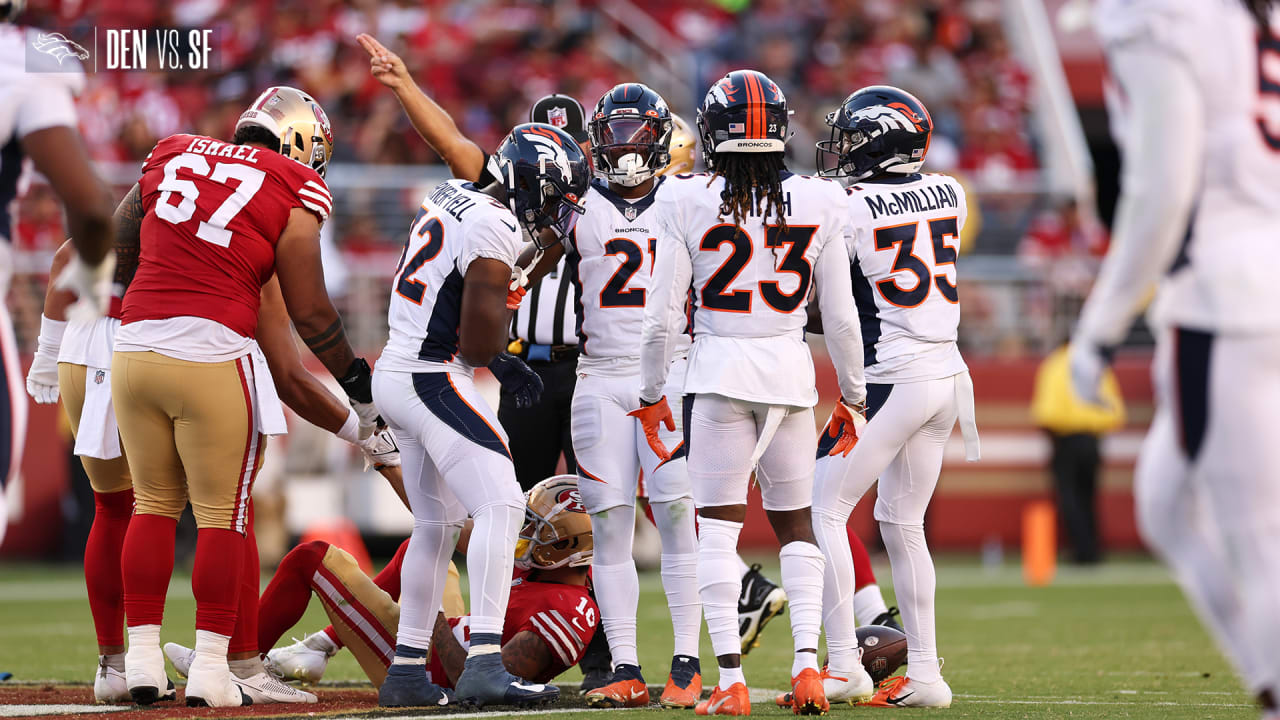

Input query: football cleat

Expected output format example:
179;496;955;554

660;655;702;709
265;634;337;684
739;564;787;654
822;662;875;705
378;665;453;708
789;668;829;716
578;667;610;695
585;664;649;708
871;607;903;633
162;643;194;678
454;653;559;707
232;671;317;704
125;641;174;705
865;675;952;708
93;657;131;704
695;683;751;716
185;655;251;707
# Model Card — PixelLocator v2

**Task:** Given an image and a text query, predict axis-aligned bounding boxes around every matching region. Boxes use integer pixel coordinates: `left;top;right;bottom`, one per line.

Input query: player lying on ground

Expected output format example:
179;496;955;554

27;237;399;705
166;476;598;701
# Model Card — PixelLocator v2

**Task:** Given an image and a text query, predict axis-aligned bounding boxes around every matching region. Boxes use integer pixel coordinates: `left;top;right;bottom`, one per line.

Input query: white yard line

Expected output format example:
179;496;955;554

327;708;647;720
0;705;127;716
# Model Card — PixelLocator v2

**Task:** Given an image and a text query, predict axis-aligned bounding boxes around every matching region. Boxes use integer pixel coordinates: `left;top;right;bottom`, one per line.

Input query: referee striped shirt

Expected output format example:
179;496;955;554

511;256;578;346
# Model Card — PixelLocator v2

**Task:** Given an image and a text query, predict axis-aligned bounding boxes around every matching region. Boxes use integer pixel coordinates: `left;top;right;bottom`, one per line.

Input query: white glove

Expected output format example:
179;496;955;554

54;253;116;324
1068;340;1108;406
358;427;400;470
26;315;66;404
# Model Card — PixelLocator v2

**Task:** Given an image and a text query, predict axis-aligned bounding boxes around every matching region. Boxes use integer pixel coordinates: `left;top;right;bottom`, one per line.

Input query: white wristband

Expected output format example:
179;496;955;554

336;406;361;444
37;314;68;354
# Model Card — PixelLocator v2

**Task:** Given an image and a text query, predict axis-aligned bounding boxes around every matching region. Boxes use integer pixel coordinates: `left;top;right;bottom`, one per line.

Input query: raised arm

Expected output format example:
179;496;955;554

358;33;487;182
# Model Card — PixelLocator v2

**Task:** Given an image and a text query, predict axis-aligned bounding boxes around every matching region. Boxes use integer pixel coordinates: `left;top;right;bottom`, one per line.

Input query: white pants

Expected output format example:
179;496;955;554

571;359;690;511
812;375;960;524
686;393;816;511
1136;328;1280;693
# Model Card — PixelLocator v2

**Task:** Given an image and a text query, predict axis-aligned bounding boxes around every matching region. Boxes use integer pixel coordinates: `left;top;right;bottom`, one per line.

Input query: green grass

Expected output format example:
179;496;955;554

0;556;1257;719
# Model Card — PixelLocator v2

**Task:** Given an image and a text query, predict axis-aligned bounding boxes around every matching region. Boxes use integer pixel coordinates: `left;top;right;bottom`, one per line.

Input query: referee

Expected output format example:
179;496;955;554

498;94;588;489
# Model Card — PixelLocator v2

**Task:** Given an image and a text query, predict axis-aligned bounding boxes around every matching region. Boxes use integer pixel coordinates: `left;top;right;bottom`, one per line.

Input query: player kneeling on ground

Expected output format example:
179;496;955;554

167;476;597;704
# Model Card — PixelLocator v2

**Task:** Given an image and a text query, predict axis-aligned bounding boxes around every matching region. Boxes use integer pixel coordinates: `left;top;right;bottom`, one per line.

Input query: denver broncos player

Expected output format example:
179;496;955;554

637;69;867;716
0;0;115;546
111;86;377;708
371;123;588;708
206;476;597;695
1072;1;1280;715
810;86;980;708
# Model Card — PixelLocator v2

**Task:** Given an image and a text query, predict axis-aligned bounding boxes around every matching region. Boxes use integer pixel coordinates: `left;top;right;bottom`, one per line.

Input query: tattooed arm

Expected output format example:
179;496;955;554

430;613;557;686
112;183;144;292
274;207;358;379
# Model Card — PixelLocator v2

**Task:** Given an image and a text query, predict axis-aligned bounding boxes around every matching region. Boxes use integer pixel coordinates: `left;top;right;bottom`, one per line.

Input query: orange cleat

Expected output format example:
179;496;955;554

585;676;650;708
695;683;751;716
789;668;829;716
659;660;702;709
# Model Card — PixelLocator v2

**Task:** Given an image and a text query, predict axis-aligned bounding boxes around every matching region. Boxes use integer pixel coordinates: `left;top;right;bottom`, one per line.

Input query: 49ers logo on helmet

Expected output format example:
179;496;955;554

556;488;584;513
312;104;334;144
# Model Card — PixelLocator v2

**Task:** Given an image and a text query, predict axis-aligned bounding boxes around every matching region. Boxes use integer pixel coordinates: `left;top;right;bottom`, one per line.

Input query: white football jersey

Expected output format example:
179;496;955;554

378;179;524;374
567;178;690;374
845;173;969;383
641;172;864;407
1096;0;1280;332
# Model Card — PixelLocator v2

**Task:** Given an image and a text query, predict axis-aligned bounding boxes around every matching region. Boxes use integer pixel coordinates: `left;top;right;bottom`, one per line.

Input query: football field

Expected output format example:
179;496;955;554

0;555;1256;719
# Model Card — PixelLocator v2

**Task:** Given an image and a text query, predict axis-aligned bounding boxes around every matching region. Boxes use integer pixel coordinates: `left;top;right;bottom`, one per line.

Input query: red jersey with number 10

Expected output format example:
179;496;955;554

122;133;332;338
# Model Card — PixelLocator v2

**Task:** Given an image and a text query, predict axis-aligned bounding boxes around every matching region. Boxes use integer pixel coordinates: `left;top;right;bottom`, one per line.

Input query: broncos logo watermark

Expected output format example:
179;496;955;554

31;32;89;64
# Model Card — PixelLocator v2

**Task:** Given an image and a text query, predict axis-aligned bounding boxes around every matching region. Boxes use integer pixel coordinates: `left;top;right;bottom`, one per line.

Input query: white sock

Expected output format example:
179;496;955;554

735;555;751;579
229;655;265;679
591;505;640;668
396;520;460;648
193;630;231;665
303;633;338;656
718;664;746;689
102;653;126;672
792;650;819;677
651;498;701;659
880;521;940;683
812;507;858;671
779;541;825;657
127;624;160;652
698;517;744;659
466;501;523;637
854;584;891;625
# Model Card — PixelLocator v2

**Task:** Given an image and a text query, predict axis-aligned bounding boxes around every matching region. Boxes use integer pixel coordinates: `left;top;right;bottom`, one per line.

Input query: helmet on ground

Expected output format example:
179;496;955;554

816;85;933;181
237;86;334;177
661;113;697;175
696;69;789;170
588;83;673;187
516;475;593;570
489;123;591;249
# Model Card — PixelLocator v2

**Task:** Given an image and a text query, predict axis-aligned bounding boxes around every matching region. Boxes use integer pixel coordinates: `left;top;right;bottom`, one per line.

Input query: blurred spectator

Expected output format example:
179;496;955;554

1018;199;1107;351
1030;343;1125;564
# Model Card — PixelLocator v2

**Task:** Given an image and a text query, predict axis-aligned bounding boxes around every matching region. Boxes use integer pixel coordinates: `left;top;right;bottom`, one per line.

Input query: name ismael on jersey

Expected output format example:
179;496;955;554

863;182;959;220
427;181;479;222
181;137;265;163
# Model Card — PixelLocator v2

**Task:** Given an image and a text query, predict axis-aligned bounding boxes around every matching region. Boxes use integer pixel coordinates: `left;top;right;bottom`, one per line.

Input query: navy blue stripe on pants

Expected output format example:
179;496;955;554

412;372;511;460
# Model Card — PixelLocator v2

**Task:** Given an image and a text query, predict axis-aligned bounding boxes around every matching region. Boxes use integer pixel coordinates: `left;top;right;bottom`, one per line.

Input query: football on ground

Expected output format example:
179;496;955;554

855;625;908;683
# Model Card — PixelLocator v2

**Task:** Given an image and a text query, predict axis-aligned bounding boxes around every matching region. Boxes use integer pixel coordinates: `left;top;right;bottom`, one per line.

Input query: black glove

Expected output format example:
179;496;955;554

338;358;380;426
488;352;544;409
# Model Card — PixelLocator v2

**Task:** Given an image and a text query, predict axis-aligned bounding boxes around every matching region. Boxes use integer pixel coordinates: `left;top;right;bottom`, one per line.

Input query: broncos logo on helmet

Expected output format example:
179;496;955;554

490;123;591;250
817;85;934;181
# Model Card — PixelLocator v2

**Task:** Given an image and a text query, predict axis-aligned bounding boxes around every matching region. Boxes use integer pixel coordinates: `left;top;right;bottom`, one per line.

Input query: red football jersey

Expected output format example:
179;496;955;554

426;576;597;686
122;133;332;338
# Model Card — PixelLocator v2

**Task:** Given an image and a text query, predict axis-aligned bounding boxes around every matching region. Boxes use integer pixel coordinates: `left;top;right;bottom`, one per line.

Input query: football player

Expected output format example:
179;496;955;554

0;0;116;546
110;86;378;707
178;476;597;696
636;69;867;716
1071;1;1280;715
370;124;588;708
810;86;980;708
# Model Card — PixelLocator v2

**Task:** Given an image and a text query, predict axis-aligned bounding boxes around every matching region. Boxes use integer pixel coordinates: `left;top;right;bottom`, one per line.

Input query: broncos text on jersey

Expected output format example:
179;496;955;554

566;177;690;371
378;179;524;374
845;172;968;383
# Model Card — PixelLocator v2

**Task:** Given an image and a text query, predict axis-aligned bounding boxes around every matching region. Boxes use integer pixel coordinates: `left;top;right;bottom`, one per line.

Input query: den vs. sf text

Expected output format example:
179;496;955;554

104;29;212;71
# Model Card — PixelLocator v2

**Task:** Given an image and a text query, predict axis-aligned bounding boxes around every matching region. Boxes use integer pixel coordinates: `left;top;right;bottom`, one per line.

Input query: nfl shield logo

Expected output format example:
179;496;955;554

624;205;638;221
94;370;105;385
548;107;568;129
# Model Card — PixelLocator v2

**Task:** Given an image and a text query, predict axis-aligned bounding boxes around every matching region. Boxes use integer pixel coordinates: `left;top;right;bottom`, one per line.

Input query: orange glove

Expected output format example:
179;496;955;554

824;399;867;457
506;284;527;310
628;397;676;461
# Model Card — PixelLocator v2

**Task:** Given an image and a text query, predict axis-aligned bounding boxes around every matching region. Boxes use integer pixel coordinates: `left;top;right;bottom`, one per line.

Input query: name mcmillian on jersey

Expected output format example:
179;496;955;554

863;182;959;220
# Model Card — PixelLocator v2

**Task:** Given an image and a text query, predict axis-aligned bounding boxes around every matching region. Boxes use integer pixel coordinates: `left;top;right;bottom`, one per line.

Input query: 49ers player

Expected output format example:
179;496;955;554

112;86;379;708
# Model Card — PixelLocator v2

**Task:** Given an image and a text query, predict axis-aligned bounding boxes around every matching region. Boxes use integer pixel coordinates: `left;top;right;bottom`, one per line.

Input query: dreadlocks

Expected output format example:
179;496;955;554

710;151;789;234
1244;0;1275;26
